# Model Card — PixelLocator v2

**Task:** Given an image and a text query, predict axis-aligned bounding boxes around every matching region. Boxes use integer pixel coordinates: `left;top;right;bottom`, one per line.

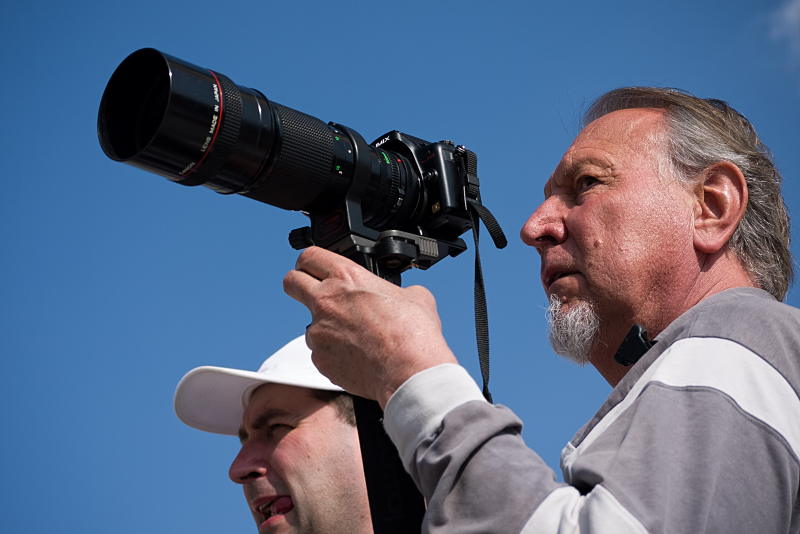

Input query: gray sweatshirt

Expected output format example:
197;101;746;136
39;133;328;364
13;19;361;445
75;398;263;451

384;288;800;533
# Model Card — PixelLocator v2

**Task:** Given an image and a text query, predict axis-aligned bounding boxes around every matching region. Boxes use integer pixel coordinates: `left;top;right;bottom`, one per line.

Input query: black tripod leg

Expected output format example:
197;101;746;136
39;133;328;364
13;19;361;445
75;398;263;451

329;249;426;532
353;396;426;533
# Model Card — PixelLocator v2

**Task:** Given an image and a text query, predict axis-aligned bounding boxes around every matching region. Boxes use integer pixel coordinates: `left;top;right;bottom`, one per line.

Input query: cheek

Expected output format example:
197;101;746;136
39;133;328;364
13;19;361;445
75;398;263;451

608;201;694;280
267;440;310;485
274;428;349;477
571;201;658;281
567;202;622;257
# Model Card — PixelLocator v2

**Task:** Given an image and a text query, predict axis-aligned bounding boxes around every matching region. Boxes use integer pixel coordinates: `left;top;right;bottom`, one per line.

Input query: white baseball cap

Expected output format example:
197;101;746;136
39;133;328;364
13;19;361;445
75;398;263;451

173;335;343;435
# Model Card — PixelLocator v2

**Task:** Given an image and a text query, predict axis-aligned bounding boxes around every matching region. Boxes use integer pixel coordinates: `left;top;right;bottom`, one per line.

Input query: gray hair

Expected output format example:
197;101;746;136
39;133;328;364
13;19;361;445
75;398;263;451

583;87;793;301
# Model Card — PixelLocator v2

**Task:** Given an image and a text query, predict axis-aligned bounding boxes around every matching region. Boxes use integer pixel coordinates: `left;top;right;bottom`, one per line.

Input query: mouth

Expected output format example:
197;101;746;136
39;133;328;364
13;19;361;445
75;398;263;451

256;496;294;525
544;270;579;291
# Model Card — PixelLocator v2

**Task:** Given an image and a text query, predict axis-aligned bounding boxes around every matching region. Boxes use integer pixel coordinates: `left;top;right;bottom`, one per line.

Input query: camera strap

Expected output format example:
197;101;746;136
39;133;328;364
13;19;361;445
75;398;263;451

464;153;508;403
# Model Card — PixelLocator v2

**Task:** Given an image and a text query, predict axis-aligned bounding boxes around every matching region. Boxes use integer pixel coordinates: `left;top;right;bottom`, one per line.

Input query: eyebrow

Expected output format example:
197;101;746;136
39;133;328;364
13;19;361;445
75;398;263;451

563;154;612;176
238;407;293;443
550;154;617;190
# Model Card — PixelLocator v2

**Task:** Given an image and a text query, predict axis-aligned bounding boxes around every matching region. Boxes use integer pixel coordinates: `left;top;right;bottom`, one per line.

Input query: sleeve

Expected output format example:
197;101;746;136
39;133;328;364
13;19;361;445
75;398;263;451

383;341;800;534
383;364;567;533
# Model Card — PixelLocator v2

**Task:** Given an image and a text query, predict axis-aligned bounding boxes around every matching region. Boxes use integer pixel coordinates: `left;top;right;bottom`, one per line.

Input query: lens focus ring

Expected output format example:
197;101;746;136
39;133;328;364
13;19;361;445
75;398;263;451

179;73;242;187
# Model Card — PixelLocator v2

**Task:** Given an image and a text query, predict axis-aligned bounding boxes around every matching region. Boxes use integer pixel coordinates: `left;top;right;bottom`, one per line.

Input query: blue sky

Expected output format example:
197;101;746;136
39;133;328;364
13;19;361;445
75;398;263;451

2;1;799;532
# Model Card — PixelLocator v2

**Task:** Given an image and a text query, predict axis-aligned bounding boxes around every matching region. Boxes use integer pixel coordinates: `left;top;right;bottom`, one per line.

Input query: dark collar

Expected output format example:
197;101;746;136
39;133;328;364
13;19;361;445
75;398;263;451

614;324;656;366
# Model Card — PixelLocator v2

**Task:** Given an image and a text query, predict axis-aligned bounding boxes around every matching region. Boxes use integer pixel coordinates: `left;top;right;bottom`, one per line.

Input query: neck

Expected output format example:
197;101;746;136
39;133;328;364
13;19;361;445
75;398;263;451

590;249;757;387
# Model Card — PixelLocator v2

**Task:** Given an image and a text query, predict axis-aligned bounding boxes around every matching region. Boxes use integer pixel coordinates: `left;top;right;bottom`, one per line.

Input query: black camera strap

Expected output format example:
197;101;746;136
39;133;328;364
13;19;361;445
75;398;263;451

467;198;506;403
462;147;508;403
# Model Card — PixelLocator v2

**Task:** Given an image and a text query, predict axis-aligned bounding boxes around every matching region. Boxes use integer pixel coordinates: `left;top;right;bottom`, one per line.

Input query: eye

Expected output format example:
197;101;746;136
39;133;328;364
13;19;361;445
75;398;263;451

269;423;291;436
577;175;600;192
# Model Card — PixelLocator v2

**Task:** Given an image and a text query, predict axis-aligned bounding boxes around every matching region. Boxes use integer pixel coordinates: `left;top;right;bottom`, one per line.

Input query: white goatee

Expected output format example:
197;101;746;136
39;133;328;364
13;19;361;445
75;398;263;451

546;293;601;365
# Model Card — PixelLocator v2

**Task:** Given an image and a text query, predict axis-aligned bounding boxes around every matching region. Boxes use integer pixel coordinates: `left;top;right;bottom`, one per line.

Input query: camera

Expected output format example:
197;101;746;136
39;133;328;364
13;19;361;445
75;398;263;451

98;48;495;284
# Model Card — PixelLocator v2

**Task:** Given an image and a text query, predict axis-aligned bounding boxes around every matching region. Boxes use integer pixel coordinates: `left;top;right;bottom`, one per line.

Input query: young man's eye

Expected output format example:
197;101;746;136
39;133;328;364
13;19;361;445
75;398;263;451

269;424;291;434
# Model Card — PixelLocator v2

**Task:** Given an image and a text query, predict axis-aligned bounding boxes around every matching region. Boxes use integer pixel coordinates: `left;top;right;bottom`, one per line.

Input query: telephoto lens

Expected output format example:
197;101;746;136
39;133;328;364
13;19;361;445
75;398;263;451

98;48;420;229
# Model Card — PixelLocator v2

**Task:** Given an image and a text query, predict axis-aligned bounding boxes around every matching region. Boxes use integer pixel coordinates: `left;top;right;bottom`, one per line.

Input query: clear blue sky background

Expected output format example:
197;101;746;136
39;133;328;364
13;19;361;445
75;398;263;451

2;1;799;532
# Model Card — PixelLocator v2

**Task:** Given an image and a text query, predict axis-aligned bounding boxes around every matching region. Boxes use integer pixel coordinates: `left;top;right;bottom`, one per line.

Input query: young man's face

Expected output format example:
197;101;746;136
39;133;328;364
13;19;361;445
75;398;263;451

229;383;372;534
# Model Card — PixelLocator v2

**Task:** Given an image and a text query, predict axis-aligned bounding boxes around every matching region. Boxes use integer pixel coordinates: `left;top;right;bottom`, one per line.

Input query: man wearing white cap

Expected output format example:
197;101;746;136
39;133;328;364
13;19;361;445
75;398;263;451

174;335;373;534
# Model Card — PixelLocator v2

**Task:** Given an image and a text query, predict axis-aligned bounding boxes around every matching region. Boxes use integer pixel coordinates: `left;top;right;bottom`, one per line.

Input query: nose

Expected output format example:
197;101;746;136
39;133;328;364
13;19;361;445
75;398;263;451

229;444;267;484
520;196;568;251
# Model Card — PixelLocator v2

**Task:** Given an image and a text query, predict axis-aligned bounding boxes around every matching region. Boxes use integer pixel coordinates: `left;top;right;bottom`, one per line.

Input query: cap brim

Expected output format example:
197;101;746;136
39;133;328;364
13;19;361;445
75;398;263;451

173;366;268;435
174;364;344;436
174;335;344;435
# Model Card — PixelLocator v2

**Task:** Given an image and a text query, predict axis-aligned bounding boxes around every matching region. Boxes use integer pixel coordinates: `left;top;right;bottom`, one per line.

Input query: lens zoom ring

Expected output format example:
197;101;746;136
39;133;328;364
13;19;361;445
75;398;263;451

182;73;242;187
264;103;334;211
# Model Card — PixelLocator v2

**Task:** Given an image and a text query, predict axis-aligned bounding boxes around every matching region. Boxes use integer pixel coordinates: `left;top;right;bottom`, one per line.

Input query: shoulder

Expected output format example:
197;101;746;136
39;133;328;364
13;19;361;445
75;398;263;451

679;287;800;337
568;288;800;455
660;287;800;396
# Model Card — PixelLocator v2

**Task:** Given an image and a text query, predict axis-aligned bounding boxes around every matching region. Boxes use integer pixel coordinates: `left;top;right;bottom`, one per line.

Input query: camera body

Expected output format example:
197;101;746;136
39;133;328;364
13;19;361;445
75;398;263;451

291;126;479;283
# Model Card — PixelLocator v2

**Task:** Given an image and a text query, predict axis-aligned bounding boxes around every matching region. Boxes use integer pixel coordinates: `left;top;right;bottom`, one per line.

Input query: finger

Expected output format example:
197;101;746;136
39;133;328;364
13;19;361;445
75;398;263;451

304;324;316;351
283;267;321;309
293;246;348;281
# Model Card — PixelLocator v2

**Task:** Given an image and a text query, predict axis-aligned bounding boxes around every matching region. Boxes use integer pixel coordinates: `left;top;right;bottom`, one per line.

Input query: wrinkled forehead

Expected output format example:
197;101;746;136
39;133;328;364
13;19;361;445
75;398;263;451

571;108;666;160
545;108;667;193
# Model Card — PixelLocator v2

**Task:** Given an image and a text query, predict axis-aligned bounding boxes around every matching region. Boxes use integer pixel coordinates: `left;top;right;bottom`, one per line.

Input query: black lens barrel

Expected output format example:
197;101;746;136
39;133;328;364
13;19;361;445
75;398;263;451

99;50;265;191
98;48;420;227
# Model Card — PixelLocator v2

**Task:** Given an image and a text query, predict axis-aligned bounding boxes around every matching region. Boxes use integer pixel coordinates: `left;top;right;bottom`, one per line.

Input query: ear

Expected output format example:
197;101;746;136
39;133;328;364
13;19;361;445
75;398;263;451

692;162;748;254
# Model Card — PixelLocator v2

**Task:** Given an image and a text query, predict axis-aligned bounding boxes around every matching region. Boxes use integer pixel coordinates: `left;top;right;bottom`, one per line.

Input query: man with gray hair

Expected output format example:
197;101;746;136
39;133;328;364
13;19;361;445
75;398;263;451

174;336;372;534
284;87;799;533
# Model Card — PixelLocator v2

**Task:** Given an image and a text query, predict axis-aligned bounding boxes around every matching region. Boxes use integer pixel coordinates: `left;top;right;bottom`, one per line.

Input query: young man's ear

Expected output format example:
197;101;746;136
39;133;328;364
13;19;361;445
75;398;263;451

692;161;748;254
